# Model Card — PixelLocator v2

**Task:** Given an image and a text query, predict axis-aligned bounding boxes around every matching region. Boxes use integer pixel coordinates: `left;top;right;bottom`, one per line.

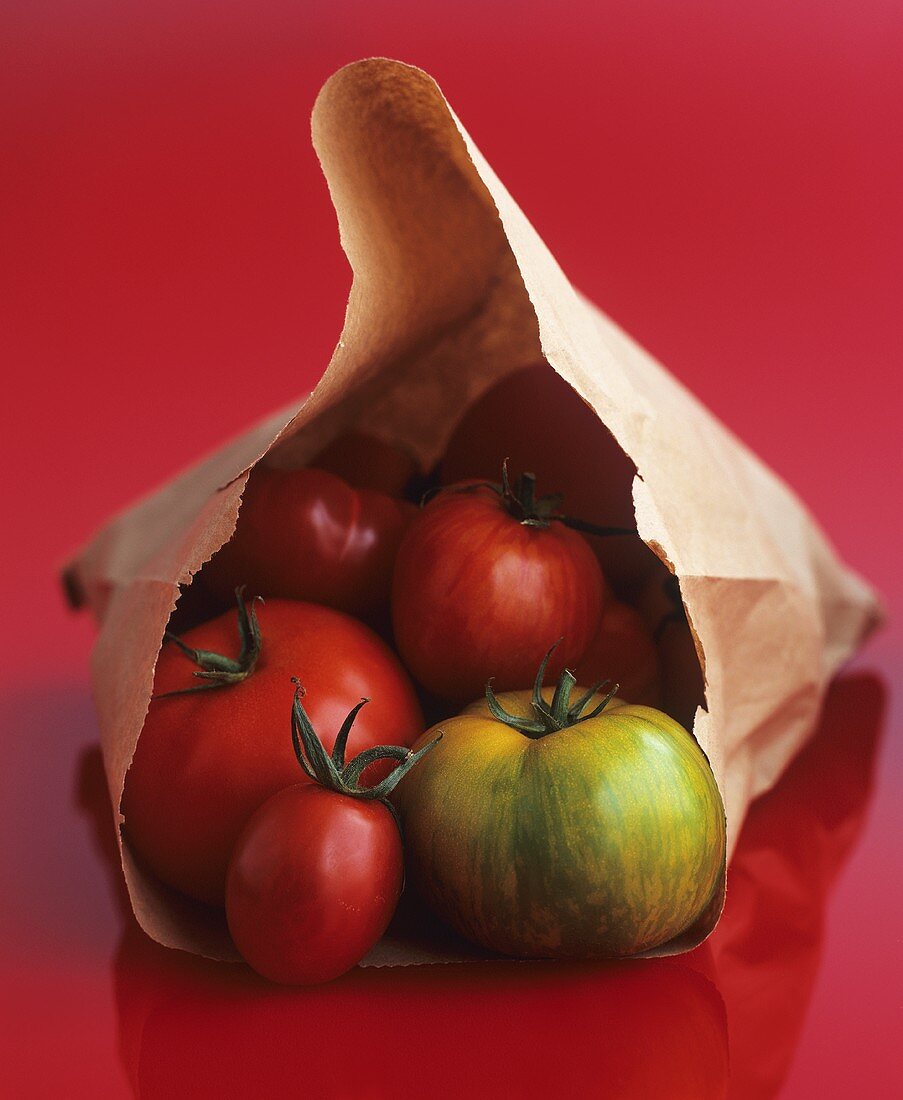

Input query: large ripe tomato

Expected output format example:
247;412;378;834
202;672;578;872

200;462;415;623
396;653;725;958
122;595;423;906
225;687;438;985
574;599;661;706
391;472;607;702
441;363;661;598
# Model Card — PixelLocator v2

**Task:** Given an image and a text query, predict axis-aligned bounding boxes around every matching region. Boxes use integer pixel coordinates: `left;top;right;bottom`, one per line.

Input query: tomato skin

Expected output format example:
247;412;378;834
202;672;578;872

311;432;417;496
122;599;423;906
391;485;606;702
396;704;725;958
201;464;416;623
441;364;660;599
575;600;661;706
226;784;403;984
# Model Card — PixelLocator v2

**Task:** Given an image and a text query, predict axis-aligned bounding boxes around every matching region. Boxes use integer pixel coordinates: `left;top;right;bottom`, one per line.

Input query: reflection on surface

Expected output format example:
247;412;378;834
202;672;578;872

706;674;884;1098
115;933;728;1099
78;675;884;1099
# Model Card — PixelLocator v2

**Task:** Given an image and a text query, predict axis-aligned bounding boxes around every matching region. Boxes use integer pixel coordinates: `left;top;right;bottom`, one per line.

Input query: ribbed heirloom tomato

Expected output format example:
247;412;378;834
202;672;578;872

395;649;726;958
391;467;610;702
122;593;423;906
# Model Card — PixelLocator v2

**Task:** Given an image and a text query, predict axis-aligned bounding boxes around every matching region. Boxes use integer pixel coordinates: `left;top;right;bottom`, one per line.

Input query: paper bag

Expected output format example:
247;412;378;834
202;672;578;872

64;58;881;962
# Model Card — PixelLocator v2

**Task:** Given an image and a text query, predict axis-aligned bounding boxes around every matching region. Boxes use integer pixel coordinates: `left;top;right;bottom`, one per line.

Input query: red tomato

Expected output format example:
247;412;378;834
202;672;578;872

200;464;416;623
441;363;660;599
225;684;439;985
575;599;661;706
311;431;417;496
226;784;402;985
122;597;423;906
392;479;607;702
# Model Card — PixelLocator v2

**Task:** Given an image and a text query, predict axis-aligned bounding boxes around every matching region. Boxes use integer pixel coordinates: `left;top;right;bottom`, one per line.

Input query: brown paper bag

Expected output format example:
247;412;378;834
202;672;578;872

64;58;881;963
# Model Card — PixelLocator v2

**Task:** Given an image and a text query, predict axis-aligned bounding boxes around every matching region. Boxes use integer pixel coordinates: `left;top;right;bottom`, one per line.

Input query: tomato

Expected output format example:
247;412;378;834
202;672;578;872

226;685;439;985
311;431;417;496
396;651;725;958
638;569;706;729
200;463;416;623
391;472;607;702
441;363;661;598
574;599;661;706
122;595;423;906
227;786;401;984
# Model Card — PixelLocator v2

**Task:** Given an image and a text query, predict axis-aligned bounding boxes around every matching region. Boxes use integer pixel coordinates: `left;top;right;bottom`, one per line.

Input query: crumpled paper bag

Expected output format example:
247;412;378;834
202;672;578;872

63;58;881;963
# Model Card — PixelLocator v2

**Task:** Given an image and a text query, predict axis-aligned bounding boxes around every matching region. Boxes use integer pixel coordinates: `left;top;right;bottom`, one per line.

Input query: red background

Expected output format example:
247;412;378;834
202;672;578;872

2;3;901;1096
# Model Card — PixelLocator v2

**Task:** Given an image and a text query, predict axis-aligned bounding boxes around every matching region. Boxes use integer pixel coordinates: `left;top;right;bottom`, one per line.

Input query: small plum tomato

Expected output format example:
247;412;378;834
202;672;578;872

226;685;439;985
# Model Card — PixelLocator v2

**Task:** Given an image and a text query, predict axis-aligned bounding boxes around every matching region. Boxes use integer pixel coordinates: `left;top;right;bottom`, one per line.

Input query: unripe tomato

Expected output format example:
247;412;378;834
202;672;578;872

392;474;607;702
122;596;423;906
201;463;415;624
396;654;725;958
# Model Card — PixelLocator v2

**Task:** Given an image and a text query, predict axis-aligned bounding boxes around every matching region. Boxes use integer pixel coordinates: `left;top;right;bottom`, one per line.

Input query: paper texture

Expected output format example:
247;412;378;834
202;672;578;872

64;58;881;962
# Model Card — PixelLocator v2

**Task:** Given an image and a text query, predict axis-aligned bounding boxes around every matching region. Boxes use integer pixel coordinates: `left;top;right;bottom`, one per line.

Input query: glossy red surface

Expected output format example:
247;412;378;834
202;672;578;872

2;3;900;1097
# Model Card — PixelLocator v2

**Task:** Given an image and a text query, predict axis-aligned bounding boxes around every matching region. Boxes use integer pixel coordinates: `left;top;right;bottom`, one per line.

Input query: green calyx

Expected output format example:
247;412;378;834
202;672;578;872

441;460;634;537
156;586;262;699
290;681;441;806
485;641;620;739
497;461;564;528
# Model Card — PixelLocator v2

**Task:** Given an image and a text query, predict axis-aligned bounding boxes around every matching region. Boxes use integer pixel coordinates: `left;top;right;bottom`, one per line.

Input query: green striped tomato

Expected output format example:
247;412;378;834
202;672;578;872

395;668;725;959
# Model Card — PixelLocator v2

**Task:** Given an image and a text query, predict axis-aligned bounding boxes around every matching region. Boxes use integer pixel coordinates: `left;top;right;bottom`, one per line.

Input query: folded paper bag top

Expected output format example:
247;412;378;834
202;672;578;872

63;58;881;963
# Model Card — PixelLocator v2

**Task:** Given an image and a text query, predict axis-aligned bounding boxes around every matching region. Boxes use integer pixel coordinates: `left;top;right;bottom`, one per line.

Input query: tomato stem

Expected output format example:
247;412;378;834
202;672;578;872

435;460;636;538
155;587;263;698
485;642;621;738
289;682;441;805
